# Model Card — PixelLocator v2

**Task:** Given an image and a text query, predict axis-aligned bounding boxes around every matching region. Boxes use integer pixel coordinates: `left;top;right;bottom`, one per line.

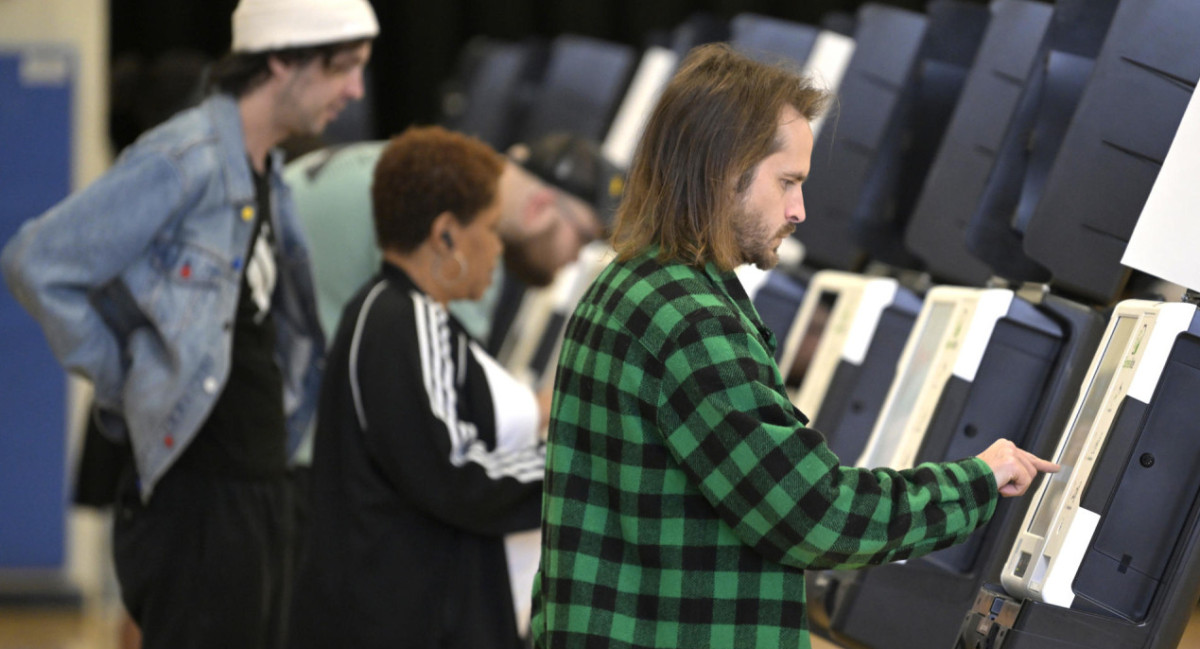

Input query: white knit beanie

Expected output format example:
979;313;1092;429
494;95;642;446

232;0;379;53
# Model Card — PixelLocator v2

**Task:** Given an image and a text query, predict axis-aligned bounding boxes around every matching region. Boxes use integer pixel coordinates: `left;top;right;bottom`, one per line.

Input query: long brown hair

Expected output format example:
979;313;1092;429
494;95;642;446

611;43;827;270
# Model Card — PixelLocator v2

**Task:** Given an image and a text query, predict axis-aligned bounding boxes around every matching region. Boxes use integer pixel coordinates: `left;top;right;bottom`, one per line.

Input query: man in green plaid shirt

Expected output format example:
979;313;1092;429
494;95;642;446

531;44;1058;649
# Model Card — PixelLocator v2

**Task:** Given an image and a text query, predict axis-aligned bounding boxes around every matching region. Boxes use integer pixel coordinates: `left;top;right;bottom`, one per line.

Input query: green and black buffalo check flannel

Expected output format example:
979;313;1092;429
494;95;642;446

531;251;999;649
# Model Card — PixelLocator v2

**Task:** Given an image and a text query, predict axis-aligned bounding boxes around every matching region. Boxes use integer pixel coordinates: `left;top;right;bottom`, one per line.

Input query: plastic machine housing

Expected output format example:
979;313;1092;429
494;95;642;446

963;0;1120;283
768;4;990;493
963;308;1200;649
442;37;548;151
514;34;636;145
905;0;1121;287
810;2;1123;646
904;0;1055;287
799;1;988;272
809;286;924;462
769;270;921;465
958;0;1200;643
777;271;905;430
1022;0;1200;304
729;13;818;67
824;296;1100;649
808;278;1101;649
797;2;928;272
781;0;989;464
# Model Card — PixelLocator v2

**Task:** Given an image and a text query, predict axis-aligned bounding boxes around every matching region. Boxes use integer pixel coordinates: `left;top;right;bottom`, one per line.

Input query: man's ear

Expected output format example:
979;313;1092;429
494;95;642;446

266;54;294;80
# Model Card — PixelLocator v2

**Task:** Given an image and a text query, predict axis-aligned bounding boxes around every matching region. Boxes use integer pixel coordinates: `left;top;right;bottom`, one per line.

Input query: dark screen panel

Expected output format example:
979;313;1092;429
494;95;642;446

517;35;636;143
729;13;818;66
849;0;990;270
963;0;1120;284
1023;0;1200;304
448;39;547;150
906;0;1054;286
965;49;1092;283
798;3;927;271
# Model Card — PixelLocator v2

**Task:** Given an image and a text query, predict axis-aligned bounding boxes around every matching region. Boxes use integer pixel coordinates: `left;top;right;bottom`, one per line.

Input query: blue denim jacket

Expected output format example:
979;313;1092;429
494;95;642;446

1;94;325;499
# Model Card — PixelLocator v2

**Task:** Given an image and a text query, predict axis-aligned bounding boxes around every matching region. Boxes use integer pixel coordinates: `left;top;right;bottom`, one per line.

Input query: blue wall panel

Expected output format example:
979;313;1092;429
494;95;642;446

0;47;74;569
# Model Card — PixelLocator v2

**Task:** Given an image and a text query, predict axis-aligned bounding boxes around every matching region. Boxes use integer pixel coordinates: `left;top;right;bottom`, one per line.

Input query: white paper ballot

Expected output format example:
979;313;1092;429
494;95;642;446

1123;89;1200;293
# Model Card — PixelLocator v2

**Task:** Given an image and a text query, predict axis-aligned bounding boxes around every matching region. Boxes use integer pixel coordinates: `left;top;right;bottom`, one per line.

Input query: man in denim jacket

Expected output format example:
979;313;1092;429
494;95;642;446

0;1;377;647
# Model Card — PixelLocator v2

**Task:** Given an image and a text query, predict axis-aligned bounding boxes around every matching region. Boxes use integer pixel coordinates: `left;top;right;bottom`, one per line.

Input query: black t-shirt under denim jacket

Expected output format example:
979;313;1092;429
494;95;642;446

176;163;286;478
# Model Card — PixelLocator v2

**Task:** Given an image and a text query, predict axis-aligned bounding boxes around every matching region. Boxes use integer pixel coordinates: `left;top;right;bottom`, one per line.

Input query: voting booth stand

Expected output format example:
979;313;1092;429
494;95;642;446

413;8;1200;649
959;41;1200;649
960;304;1200;648
804;0;1200;646
804;1;1105;643
822;294;1103;649
960;303;1200;649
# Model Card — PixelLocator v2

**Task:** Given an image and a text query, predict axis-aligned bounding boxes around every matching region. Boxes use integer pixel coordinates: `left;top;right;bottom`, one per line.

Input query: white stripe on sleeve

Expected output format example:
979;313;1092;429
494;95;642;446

413;293;544;483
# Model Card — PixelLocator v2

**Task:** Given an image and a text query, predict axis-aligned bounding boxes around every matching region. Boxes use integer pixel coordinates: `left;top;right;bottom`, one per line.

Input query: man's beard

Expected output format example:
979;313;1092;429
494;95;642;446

733;207;795;270
502;231;558;287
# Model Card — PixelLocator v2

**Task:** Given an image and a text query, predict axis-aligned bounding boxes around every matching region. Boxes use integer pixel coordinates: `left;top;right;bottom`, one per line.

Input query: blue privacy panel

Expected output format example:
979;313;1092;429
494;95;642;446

0;47;74;569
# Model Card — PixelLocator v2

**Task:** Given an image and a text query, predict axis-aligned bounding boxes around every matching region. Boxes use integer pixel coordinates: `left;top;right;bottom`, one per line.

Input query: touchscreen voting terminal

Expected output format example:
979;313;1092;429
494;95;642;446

1000;300;1197;607
856;286;1013;470
811;288;923;462
777;271;901;423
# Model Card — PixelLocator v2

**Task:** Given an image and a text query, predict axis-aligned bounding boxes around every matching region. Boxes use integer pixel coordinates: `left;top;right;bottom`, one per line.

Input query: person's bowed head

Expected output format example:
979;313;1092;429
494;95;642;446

371;126;508;305
498;134;624;288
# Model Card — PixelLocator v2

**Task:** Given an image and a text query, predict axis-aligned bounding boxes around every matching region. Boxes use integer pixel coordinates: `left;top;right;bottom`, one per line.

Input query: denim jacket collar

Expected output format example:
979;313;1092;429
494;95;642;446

203;93;286;207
